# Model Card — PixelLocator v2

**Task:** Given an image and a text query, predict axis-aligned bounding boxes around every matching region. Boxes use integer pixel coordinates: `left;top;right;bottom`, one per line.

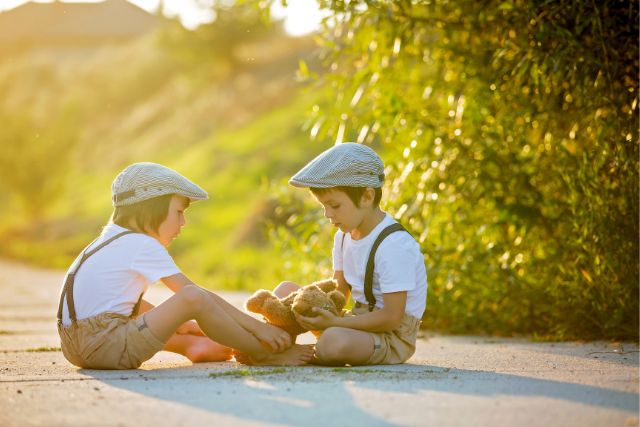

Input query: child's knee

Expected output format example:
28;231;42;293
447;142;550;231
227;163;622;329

315;327;351;362
273;281;300;298
176;285;207;312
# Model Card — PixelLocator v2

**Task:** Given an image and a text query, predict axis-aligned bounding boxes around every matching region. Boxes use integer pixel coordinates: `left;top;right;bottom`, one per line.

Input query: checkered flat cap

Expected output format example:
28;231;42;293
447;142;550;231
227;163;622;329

289;143;385;188
112;162;208;207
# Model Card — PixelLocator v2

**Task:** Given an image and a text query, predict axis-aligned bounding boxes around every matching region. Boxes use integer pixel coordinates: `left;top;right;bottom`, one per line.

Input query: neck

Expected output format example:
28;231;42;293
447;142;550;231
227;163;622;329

124;219;149;237
350;208;385;240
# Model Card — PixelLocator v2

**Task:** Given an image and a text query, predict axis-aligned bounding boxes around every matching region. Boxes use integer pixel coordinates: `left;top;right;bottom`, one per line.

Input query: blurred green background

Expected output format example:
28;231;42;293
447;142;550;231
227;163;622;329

0;0;637;340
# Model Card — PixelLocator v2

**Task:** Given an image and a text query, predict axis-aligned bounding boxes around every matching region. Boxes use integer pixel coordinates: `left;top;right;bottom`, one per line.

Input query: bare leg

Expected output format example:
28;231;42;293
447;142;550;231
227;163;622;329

164;334;233;363
144;285;314;365
138;299;232;363
314;327;375;366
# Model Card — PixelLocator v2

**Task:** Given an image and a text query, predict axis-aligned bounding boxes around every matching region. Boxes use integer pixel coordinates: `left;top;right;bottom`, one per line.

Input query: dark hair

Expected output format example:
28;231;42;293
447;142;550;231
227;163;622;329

110;194;189;234
310;186;382;208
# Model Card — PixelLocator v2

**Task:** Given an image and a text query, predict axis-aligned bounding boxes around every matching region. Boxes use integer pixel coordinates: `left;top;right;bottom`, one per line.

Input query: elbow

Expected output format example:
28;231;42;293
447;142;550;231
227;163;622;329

388;316;404;331
380;310;404;331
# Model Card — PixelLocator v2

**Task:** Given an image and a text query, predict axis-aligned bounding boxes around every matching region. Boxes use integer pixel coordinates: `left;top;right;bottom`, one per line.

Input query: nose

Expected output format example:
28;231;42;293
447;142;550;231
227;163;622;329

323;207;332;220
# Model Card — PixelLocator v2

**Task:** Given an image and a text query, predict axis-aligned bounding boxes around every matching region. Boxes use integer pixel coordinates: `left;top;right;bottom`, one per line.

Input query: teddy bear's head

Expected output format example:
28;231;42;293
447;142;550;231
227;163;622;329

291;280;346;318
244;289;305;337
244;279;346;337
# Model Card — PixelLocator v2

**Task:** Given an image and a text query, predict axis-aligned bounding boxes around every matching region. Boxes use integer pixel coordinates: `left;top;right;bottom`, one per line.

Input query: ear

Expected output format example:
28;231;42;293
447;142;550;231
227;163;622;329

245;290;275;313
360;187;376;208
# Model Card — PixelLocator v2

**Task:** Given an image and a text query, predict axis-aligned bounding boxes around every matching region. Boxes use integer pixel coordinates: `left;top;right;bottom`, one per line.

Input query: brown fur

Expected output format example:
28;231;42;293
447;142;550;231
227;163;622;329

245;279;347;338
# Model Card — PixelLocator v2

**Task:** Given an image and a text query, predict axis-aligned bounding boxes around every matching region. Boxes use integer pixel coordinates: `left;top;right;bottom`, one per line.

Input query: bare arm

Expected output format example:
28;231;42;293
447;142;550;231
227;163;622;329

161;273;291;349
161;273;268;333
161;273;190;293
333;270;351;302
295;291;407;333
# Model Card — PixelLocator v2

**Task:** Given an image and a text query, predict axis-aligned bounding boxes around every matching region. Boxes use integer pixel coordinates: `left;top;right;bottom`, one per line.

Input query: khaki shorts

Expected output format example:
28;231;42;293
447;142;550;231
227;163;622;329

58;312;165;370
350;303;421;365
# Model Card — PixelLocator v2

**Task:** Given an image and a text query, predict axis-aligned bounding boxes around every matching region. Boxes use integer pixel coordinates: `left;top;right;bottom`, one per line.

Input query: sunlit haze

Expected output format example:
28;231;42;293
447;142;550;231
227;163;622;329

0;0;322;34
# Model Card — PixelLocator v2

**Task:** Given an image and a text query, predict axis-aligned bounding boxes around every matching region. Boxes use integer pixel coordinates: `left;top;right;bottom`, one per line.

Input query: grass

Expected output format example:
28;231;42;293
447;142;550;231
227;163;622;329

0;31;323;294
209;367;288;378
166;93;320;292
206;366;454;382
330;367;379;374
0;92;320;293
26;346;61;352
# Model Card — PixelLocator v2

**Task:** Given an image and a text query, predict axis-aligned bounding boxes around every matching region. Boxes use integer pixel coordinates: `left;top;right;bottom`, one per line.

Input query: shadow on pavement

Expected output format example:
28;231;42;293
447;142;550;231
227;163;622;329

77;363;638;426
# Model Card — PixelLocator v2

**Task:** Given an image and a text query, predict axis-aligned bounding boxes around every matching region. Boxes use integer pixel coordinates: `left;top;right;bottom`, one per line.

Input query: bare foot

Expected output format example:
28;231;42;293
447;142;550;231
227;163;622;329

185;337;233;363
237;344;315;366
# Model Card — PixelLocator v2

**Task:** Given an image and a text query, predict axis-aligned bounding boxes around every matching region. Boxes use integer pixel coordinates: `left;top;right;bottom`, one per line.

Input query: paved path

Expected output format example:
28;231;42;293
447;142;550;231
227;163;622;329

0;259;637;427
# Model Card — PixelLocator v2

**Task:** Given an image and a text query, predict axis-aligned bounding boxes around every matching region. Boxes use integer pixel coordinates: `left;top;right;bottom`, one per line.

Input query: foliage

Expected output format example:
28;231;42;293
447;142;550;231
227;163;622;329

167;93;322;290
0;0;636;341
157;2;284;74
262;0;639;339
0;14;317;288
0;106;79;219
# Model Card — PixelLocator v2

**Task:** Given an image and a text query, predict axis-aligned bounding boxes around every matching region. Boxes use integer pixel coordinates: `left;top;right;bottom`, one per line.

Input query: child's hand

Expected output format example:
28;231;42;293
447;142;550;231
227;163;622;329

295;308;337;331
253;323;292;353
176;320;205;336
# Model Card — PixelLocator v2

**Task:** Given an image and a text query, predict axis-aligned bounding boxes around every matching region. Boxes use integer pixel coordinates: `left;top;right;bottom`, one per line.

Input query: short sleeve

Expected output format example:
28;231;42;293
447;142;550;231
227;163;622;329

332;230;345;271
131;238;181;284
375;235;420;293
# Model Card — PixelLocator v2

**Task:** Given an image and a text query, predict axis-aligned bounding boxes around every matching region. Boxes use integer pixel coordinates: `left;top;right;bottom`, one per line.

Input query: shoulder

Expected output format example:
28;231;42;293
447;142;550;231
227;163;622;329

129;233;177;270
378;230;420;252
101;224;167;254
134;234;170;256
376;221;421;257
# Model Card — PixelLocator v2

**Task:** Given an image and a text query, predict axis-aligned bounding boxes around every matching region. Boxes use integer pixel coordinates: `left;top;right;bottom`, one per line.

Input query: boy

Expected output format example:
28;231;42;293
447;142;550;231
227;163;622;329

275;143;427;365
57;162;313;369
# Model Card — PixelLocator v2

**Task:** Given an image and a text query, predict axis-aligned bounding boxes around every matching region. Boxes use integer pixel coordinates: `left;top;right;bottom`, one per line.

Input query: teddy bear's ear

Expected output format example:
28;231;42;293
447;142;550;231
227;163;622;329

245;290;277;313
315;279;338;293
280;291;298;306
328;290;347;311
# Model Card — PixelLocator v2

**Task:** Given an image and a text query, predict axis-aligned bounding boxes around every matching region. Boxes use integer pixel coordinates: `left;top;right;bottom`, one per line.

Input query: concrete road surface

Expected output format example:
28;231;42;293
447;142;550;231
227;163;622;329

0;259;637;427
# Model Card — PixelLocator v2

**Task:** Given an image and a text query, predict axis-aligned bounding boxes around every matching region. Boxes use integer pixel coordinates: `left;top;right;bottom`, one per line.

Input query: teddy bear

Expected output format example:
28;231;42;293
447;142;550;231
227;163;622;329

244;279;347;338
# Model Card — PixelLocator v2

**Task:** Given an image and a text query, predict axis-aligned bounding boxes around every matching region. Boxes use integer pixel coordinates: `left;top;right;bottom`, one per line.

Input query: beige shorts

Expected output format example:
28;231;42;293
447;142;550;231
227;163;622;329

58;312;165;370
351;303;421;365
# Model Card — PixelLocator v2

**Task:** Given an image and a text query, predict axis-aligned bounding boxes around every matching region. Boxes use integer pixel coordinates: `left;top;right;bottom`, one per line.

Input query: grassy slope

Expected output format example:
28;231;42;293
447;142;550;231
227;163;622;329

166;95;331;290
0;30;333;291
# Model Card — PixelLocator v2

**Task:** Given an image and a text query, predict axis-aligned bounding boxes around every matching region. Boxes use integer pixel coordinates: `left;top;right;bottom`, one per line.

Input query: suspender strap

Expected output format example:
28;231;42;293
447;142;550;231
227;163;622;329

130;293;144;318
57;235;101;324
340;233;352;290
57;231;136;324
364;223;408;312
56;236;99;324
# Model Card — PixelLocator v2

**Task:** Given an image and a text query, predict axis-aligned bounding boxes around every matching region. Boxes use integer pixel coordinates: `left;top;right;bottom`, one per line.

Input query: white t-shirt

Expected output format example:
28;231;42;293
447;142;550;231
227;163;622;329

60;224;180;326
332;213;427;319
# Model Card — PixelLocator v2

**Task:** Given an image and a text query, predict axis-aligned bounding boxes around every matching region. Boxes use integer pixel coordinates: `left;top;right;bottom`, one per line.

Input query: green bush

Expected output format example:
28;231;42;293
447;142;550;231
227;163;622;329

0;106;79;220
264;0;639;339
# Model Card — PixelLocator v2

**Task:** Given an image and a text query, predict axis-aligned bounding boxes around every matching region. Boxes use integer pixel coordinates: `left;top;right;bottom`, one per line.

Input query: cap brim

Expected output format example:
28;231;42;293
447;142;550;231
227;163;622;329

288;178;334;188
175;189;208;201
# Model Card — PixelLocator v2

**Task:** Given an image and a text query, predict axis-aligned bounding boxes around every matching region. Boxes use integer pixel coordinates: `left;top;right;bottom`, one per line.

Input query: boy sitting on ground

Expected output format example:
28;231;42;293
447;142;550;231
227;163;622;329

274;143;428;365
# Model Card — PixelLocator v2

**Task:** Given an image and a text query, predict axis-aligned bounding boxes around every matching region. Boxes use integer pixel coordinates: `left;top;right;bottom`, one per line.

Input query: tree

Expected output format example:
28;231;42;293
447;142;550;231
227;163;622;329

158;2;284;72
263;0;639;339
